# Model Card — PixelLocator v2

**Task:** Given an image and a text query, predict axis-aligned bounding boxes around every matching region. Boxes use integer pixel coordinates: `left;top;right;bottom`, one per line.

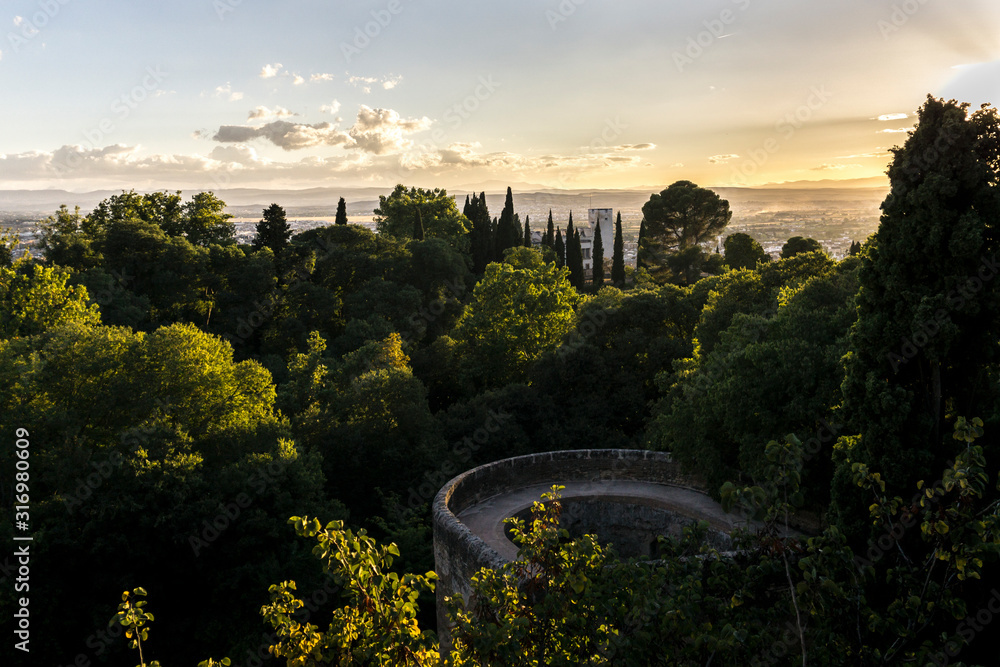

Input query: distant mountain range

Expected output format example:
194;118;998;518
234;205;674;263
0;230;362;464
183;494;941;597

0;179;890;219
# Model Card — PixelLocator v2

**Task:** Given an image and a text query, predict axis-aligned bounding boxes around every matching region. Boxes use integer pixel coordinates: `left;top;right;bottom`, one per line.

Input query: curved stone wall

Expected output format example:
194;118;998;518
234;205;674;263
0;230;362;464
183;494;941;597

432;449;736;638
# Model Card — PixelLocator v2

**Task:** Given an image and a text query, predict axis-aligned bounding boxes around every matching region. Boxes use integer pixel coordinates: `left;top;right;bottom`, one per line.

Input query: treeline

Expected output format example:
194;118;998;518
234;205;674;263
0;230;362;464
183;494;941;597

0;95;997;665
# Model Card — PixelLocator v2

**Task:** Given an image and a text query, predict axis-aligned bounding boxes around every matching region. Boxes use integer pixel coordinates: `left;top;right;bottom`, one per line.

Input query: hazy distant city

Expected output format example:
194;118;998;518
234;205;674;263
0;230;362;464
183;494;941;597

0;184;887;261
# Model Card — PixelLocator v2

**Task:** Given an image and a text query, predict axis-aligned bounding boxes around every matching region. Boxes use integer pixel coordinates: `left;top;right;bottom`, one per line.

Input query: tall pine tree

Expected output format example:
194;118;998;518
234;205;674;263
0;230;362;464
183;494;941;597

637;219;647;270
592;219;604;289
523;214;532;247
252;203;291;255
335;197;348;225
554;228;565;268
495;186;518;259
545;209;555;247
612;211;626;286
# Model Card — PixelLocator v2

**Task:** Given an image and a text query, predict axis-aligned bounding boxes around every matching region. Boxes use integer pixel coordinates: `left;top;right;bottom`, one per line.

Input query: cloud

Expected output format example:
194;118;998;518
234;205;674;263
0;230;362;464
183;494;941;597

708;154;740;163
811;163;863;171
876;113;909;121
878;128;910;134
310;73;334;82
347;105;431;154
836;151;891;159
612;143;656;151
320;100;341;114
214;83;243;102
292;74;305;85
347;74;402;93
212;120;354;151
13;16;24;26
260;63;283;78
247;106;297;122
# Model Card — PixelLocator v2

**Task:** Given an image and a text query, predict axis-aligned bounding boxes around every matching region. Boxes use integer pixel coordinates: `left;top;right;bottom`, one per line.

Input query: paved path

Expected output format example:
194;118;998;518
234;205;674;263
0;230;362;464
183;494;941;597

456;479;748;562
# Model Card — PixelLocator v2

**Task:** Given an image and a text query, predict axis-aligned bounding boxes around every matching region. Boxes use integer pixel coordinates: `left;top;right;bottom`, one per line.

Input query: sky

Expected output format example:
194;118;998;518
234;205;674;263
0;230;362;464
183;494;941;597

1;0;999;192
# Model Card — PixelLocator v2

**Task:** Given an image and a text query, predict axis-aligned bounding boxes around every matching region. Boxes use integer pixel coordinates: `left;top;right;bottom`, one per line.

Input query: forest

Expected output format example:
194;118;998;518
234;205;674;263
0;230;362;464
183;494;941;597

1;95;998;666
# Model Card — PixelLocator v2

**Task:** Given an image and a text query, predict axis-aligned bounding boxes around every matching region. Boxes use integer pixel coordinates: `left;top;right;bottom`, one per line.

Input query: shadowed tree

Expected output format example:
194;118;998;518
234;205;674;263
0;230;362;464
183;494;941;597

640;181;731;274
335;197;348;225
412;209;425;241
253;203;292;255
523;214;532;247
592;219;604;289
545;210;555;247
612;212;626;286
724;232;770;269
554;228;565;268
780;236;823;259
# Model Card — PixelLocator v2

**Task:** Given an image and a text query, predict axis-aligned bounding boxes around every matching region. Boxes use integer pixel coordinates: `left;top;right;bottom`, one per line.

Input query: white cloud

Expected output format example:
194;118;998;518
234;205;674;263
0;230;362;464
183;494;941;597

708;154;740;163
320;100;342;114
13;16;24;26
259;63;283;78
348;105;431;154
292;74;305;85
879;128;910;134
877;113;909;121
247;106;297;122
347;74;402;94
310;73;334;82
214;83;243;102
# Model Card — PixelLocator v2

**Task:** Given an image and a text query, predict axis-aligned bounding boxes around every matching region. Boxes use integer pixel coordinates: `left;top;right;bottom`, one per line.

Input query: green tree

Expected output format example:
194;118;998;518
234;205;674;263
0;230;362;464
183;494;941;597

781;236;823;259
373;184;470;241
180;191;235;246
724;232;770;269
0;264;101;338
494;186;518;259
253;203;292;255
453;260;580;388
412;209;425;241
591;220;604;289
335;196;348;225
554;229;565;268
545;209;555;247
523;214;532;247
611;212;625;286
640;181;731;273
834;96;1000;528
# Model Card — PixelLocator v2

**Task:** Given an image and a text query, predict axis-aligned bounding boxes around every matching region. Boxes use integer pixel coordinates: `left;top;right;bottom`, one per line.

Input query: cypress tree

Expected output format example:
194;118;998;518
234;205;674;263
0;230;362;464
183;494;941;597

496;186;517;259
513;212;523;247
335;197;348;225
470;193;493;274
412;208;425;240
612;211;626;285
554;228;565;268
592;219;604;289
545;209;555;247
523;214;532;247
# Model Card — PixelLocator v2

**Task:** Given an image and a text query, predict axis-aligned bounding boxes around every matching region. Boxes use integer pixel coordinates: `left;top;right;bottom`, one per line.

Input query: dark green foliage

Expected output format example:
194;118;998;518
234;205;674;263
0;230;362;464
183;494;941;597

640;181;732;276
847;239;862;256
724;232;770;269
569;229;584;289
253;203;292;255
545;209;555;247
591;219;604;288
651;260;859;501
523;214;531;247
412;208;425;240
494;186;518;259
554;228;565;268
335;196;348;225
611;212;625;286
781;236;824;258
834;96;1000;530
